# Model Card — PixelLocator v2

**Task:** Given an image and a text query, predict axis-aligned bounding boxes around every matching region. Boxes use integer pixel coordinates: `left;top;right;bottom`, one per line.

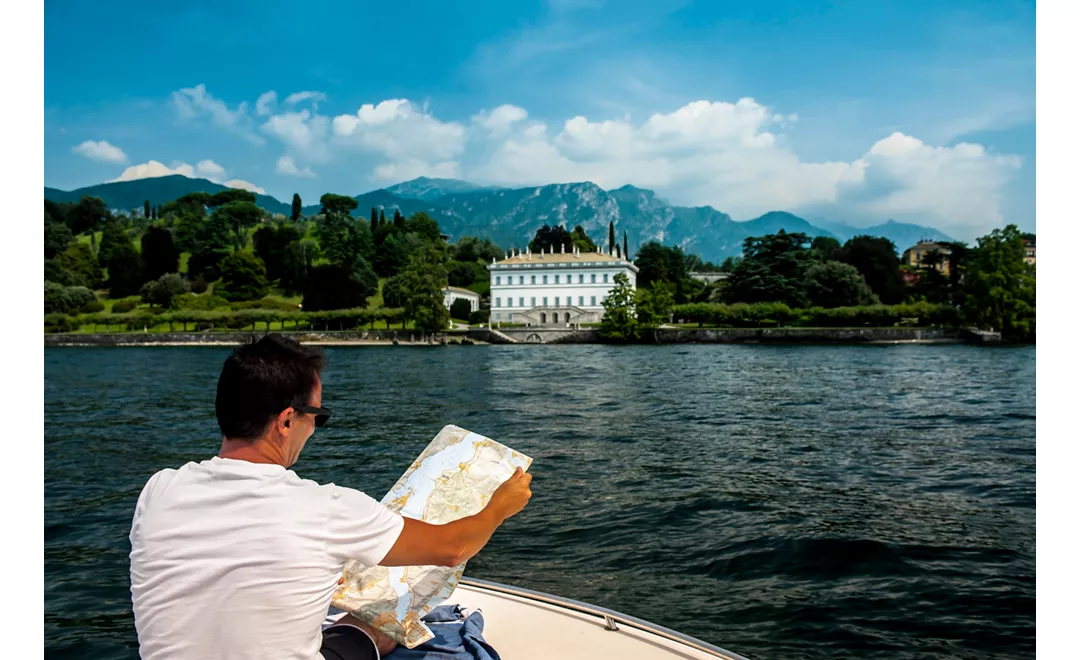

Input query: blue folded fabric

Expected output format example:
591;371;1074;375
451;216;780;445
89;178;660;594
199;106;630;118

386;604;500;660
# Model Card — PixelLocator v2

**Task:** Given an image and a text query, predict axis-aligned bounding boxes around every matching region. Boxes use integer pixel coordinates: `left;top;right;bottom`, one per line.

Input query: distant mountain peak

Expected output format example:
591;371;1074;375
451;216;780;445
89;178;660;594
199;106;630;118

383;177;502;201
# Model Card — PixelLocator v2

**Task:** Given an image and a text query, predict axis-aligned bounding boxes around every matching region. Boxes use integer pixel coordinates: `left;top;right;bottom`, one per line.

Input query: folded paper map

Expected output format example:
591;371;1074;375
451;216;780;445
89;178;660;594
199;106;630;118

331;425;532;648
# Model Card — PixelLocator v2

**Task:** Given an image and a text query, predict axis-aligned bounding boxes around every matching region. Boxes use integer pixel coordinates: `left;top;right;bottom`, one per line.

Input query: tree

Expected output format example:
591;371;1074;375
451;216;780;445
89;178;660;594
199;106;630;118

45;216;74;259
723;231;812;307
106;241;145;297
634;241;690;289
719;256;740;273
623;231;629;261
140;273;190;308
211;201;263;250
570;225;597;253
599;273;638;341
374;231;409;278
380;210;386;226
393;209;405;231
451;236;505;264
316;211;372;271
210;189;257;208
144;200;151;219
302;264;377;311
371;207;379;234
97;220;131;264
67;196;110;235
56;243;104;289
141;226;180;282
291;193;302;221
446;260;483;287
279;240;314;293
450;298;472;322
44;282;96;315
320;193;358;217
253;224;303;283
406;212;442;243
804;261;878;308
810;236;842;262
636;281;674;328
186;210;233;281
528;225;573;254
215;252;270;302
839;236;905;304
382;274;407;309
961;224;1035;341
400;247;450;331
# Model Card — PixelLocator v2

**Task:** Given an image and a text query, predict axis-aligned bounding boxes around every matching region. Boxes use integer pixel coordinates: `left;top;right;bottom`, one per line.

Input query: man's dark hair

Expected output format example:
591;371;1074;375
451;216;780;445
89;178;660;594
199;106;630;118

215;334;326;440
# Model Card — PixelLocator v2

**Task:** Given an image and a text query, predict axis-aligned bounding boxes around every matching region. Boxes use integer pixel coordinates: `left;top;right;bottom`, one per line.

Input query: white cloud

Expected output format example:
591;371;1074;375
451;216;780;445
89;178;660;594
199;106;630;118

472;104;528;133
276;155;316;178
170;84;266;145
332;99;466;181
110;159;265;194
255;91;278;116
262;110;331;162
72;140;128;163
195;159;227;180
224;179;266;195
284;91;327;108
110;160;193;182
465;98;1021;238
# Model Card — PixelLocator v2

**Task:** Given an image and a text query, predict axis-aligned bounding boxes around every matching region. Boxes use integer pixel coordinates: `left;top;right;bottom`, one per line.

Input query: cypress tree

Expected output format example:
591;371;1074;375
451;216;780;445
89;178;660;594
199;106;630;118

608;221;615;253
381;210;387;225
291;193;302;221
371;207;378;233
623;231;629;261
144;200;151;219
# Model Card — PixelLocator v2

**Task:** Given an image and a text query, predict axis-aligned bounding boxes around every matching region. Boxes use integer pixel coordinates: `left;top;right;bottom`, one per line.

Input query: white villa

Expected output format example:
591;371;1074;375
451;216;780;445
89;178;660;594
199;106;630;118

488;245;638;326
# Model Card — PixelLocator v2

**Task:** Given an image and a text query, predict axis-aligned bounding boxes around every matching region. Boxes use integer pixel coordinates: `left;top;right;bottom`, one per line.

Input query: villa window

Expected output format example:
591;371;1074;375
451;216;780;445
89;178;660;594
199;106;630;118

543;275;548;284
507;298;513;307
519;275;524;285
531;297;536;306
543;297;548;306
603;273;609;283
496;298;501;307
555;296;560;306
591;273;596;283
555;274;560;284
519;297;524;307
578;296;584;306
531;275;536;284
591;296;596;306
579;274;584;283
496;276;501;286
553;312;559;323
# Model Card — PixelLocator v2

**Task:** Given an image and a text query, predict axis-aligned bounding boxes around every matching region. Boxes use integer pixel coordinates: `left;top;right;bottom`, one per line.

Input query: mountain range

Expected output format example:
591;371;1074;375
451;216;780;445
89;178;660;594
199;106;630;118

44;175;954;262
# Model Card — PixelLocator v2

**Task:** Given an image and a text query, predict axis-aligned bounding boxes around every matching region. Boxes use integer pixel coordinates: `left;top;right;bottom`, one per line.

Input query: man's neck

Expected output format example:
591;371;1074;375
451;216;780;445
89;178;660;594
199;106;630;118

219;437;288;466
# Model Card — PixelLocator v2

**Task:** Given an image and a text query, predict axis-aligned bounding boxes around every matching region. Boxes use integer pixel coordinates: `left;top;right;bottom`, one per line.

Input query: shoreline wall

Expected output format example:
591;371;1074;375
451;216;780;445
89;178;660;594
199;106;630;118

44;326;973;347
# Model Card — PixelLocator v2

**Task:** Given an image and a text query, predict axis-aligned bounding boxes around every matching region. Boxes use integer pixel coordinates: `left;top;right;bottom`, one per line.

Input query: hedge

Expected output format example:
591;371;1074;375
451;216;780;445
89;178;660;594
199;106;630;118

45;307;409;334
671;302;958;328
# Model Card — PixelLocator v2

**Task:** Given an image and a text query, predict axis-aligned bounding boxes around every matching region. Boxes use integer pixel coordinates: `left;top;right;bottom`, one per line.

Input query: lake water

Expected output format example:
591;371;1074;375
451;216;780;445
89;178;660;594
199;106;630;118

44;344;1035;659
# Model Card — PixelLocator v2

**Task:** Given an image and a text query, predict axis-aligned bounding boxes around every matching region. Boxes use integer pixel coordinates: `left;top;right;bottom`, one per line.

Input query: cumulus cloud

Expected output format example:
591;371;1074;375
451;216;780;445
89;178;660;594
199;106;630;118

255;91;278;116
262;110;331;162
284;91;327;108
276;155;316;178
72;140;128;163
109;159;264;194
472;104;528;133
224;179;266;194
464;98;1021;238
332;99;466;180
170;84;266;145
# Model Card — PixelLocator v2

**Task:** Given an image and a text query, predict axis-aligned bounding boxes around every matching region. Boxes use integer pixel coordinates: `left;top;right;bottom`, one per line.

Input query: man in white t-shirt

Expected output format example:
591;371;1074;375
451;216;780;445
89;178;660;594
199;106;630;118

129;334;533;659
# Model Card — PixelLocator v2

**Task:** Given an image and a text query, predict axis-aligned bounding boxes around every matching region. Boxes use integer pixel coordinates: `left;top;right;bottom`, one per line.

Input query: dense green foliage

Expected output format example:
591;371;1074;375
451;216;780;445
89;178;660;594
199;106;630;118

215;252;270;302
960;225;1035;341
599;273;638;341
450;298;473;321
140;273;191;308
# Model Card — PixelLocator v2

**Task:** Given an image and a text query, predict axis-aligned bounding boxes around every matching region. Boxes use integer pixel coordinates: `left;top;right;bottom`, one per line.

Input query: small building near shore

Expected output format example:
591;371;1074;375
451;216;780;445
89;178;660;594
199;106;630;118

442;286;480;313
488;245;638;327
902;241;952;276
1023;238;1036;266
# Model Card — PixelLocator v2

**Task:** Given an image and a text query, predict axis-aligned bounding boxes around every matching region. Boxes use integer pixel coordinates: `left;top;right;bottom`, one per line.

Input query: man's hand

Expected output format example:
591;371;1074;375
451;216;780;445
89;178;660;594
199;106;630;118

489;466;533;521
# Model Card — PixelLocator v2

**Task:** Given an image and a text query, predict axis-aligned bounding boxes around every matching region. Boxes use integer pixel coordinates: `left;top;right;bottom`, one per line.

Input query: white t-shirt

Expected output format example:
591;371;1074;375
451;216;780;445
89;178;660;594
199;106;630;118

129;456;404;660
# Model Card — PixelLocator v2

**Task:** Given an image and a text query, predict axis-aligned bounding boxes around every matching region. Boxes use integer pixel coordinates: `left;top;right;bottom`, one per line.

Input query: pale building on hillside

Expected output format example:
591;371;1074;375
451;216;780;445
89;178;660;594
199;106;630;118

902;241;952;276
488;245;638;326
442;286;480;313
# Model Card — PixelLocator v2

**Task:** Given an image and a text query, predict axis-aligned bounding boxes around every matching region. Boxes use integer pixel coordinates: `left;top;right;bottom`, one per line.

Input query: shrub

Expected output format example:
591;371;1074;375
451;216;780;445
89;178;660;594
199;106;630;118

80;300;105;314
171;292;228;311
231;298;302;312
44;313;75;333
190;275;209;294
111;299;140;314
44;283;96;315
449;298;473;321
469;309;490;325
215;252;270;302
141;273;191;307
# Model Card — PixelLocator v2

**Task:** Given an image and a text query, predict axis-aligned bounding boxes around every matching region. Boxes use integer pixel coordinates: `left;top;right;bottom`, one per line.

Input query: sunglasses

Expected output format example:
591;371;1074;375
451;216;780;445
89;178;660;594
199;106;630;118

292;404;331;428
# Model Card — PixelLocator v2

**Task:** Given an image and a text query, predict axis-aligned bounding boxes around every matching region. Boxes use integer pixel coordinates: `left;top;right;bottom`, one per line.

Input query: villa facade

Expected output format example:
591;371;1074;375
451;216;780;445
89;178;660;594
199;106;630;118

488;245;638;326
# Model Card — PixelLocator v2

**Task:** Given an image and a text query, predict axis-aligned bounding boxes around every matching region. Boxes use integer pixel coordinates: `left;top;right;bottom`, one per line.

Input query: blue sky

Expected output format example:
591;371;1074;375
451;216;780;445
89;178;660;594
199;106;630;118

44;0;1035;239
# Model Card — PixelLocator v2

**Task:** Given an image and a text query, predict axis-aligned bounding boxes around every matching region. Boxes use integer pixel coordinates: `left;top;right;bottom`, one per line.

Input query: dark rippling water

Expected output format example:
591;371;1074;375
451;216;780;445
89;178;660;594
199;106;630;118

45;344;1035;659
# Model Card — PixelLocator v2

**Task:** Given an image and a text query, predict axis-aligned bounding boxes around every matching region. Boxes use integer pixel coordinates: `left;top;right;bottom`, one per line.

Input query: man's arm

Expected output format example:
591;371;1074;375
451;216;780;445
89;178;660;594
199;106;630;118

378;466;533;568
